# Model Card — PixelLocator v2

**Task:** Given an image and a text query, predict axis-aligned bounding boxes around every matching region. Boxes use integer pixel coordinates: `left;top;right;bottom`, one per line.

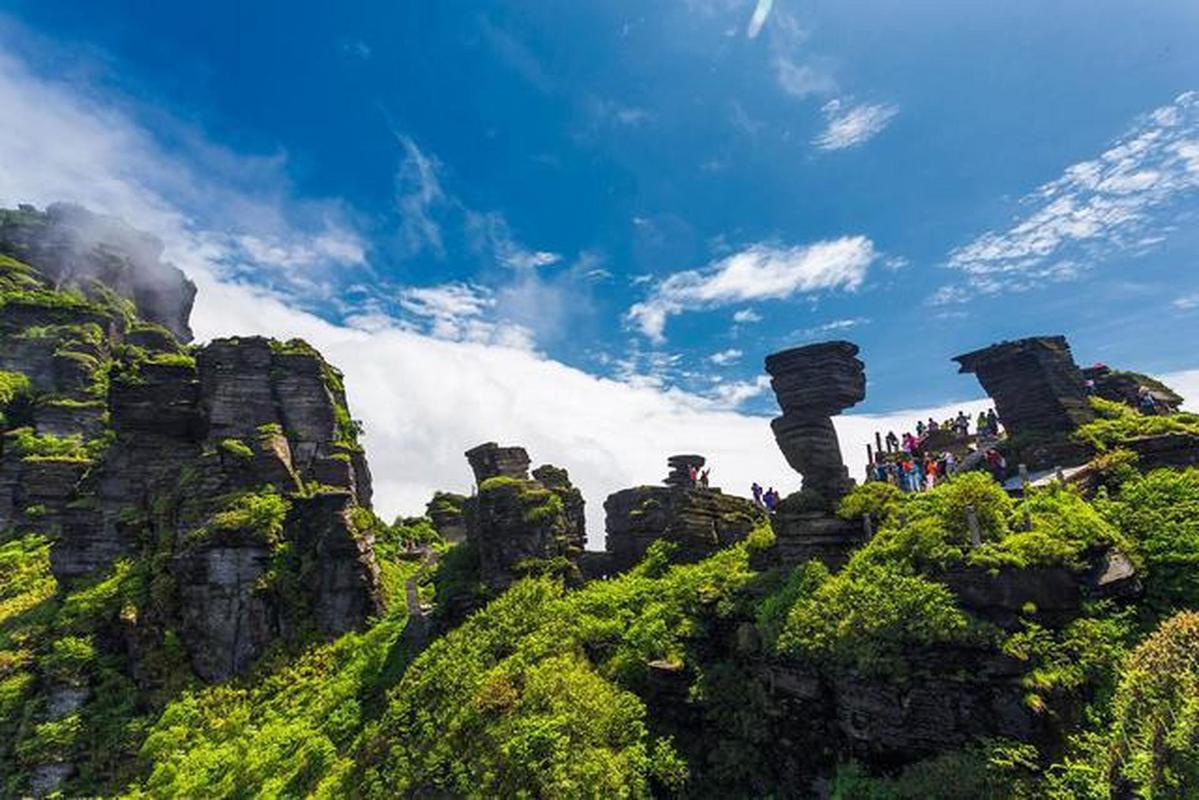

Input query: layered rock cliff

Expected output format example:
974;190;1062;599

0;208;382;683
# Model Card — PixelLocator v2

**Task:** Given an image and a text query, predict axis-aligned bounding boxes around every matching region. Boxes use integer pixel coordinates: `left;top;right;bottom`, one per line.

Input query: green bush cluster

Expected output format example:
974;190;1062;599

775;559;984;677
5;427;92;463
0;370;31;426
217;438;254;460
1104;611;1199;797
1099;467;1199;614
1075;396;1199;452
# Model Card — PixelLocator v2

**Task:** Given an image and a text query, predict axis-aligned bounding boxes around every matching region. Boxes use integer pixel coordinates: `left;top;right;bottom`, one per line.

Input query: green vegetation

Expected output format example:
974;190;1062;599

142;351;197;369
1075;396;1199;452
136;595;419;798
4;427;92;463
1104;611;1199;797
830;740;1041;800
193;489;291;549
0;540;187;796
0;370;32;427
1098;467;1199;614
776;559;987;678
218;438;254;460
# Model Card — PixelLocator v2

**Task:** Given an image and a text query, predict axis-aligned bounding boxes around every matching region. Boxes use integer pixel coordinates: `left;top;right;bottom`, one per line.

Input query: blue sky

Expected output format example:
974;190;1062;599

2;2;1199;528
5;1;1198;414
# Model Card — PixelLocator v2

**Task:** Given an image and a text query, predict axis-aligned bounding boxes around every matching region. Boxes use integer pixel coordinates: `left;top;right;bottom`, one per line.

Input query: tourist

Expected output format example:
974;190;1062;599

885;430;899;452
764;487;778;513
985;448;1006;481
688;464;699;485
928;417;939;432
751;482;763;507
986;408;1000;436
955;411;969;436
924;456;939;488
977;411;989;437
916;420;926;437
944;450;957;475
1137;386;1158;415
699;468;710;488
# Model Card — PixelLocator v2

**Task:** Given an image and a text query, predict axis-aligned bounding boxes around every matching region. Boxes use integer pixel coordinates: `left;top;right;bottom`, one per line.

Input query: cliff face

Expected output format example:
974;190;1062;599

0;210;382;688
0;204;197;342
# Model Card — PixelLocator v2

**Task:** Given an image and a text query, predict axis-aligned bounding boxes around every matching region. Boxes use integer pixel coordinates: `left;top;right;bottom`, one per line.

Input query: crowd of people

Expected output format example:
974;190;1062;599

873;407;1005;492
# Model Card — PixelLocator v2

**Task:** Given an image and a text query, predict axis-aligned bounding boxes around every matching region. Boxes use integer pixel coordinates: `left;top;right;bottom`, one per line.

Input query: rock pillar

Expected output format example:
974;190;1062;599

765;341;866;502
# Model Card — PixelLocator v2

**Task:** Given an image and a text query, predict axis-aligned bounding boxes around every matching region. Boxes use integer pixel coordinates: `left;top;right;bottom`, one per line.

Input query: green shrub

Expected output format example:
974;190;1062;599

5;427;90;462
218;438;254;459
0;370;31;408
776;560;986;678
1100;468;1199;613
1105;611;1199;797
185;490;291;549
143;351;196;369
830;740;1040;799
1075;396;1199;452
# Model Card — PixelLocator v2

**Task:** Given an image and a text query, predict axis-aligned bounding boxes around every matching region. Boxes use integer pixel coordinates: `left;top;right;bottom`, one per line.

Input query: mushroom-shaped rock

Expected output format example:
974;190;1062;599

765;341;865;502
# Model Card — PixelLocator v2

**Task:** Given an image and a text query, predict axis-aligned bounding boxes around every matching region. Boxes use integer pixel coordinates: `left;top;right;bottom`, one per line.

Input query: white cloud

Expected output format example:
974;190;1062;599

399;283;493;320
945;91;1199;298
794;316;869;339
627;237;876;342
775;59;836;99
465;209;561;270
395;135;448;257
814;98;899;150
746;0;774;38
708;348;743;366
733;308;763;324
709;375;771;408
236;229;365;268
1175;294;1199;311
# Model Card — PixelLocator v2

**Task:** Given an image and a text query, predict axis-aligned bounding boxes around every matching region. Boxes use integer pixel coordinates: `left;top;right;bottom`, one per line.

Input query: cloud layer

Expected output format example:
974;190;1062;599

814;99;899;150
627;237;876;342
940;91;1199;301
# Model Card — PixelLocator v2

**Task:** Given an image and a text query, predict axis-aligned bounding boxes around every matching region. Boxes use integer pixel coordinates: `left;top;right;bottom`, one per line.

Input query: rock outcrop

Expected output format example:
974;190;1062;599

0;203;197;342
765;341;866;503
426;491;468;543
1081;365;1184;414
954;336;1093;466
603;455;764;572
0;215;382;684
462;443;585;591
465;442;532;483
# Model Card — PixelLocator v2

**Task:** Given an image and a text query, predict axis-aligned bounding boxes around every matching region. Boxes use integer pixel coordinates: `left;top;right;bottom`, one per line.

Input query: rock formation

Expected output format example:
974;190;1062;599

603;455;764;572
0;203;197;342
462;443;585;591
1081;365;1184;414
954;336;1093;466
0;214;382;686
765;341;865;503
465;442;532;483
426;491;468;543
664;454;704;487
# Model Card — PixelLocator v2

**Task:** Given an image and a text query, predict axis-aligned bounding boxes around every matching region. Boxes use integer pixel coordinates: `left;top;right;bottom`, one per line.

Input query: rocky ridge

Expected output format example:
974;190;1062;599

0;208;383;792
